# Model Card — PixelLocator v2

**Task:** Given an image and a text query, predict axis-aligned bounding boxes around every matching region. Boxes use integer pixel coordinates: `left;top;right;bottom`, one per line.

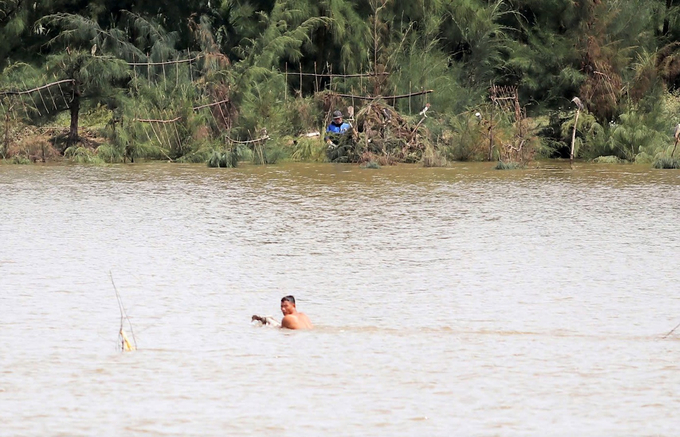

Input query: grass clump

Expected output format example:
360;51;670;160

64;145;104;164
207;150;239;168
422;144;447;167
495;160;524;170
6;155;31;164
593;155;624;164
652;157;680;169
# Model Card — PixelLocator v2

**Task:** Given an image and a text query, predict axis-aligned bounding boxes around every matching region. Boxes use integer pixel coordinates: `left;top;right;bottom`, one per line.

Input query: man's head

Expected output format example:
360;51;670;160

332;110;343;124
281;295;296;315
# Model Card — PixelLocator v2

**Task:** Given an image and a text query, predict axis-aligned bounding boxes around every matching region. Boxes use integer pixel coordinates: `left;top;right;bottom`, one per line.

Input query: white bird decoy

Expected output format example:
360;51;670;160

571;97;584;110
419;103;431;117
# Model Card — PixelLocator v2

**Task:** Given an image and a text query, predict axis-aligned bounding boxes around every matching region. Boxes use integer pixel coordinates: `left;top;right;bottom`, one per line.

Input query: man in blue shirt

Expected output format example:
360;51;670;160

325;110;352;145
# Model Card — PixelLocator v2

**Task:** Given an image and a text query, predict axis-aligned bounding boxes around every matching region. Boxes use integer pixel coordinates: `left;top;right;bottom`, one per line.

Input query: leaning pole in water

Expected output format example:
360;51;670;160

570;97;584;169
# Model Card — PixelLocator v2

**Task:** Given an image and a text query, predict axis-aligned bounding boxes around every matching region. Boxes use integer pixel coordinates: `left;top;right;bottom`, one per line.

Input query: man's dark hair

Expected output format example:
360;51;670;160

281;295;296;304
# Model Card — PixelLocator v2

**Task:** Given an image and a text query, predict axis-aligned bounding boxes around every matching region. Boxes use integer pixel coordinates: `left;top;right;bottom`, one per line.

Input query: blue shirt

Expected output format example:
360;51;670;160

326;121;351;134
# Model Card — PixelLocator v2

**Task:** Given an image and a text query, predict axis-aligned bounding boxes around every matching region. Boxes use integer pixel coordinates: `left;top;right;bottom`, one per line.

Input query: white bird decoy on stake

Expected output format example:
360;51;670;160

571;97;584;111
419;103;431;117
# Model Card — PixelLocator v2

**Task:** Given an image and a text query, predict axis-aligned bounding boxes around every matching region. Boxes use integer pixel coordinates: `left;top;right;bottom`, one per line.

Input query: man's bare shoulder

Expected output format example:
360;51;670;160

281;314;300;329
297;312;313;328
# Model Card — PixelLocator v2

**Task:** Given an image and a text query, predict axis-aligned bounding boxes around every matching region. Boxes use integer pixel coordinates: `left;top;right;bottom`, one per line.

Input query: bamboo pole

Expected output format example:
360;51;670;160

21;81;41;117
160;109;174;149
285;62;288;102
55;76;71;109
294;71;389;78
127;57;198;66
46;83;58;110
570;108;580;168
134;117;182;123
314;62;319;93
331;89;433;100
36;87;50;114
409;81;412;115
216;101;229;128
188;50;193;82
0;79;75;96
225;135;270;144
299;62;303;98
193;99;230;111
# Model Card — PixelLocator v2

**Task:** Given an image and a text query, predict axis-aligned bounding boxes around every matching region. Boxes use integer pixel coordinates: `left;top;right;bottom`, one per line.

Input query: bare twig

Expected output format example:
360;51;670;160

662;321;680;339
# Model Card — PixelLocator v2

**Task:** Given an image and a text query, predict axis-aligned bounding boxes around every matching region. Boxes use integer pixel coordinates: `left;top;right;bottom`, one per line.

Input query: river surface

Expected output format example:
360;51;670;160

1;162;679;436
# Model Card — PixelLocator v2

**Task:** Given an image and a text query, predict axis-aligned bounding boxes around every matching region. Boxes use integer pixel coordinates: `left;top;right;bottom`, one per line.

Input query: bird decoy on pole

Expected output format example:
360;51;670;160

571;97;584;111
419;103;431;117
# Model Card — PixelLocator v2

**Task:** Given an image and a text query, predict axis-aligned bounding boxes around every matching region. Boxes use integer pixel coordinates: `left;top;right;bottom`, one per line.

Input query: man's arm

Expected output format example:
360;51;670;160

281;315;300;330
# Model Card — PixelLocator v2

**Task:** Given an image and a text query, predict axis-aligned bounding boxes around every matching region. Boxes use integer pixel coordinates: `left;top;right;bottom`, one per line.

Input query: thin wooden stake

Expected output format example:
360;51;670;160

55;76;70;109
299;62;303;98
36;88;50;114
314;62;319;93
285;62;288;102
570;108;580;169
46;83;58;110
409;81;412;115
21;81;41;117
188;49;193;82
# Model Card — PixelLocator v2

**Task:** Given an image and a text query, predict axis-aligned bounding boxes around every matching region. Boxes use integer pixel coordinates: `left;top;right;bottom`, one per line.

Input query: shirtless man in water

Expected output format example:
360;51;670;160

280;295;313;330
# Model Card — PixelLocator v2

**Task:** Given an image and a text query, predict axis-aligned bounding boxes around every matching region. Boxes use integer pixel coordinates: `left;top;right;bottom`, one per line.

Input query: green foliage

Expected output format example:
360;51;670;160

63;145;103;164
5;0;680;167
652;157;680;169
6;155;30;165
291;137;325;161
593;155;624;164
207;148;239;168
422;143;447;167
438;112;486;161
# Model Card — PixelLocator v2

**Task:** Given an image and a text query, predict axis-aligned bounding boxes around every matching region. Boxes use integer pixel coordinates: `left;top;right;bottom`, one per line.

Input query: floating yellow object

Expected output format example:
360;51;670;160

120;328;136;352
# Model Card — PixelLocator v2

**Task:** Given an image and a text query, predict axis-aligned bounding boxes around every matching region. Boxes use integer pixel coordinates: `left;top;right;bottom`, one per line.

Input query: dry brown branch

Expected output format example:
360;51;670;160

332;90;433;101
127;57;199;66
0;79;75;96
133;116;182;123
293;72;390;78
226;135;270;144
193;98;230;111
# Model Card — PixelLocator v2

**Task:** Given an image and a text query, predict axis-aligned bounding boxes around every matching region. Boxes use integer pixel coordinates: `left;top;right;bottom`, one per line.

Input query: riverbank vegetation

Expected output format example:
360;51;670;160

2;0;680;168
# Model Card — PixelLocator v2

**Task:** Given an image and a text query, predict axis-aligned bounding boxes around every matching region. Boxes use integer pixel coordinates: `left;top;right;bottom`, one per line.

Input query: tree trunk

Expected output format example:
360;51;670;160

664;0;673;35
68;84;81;146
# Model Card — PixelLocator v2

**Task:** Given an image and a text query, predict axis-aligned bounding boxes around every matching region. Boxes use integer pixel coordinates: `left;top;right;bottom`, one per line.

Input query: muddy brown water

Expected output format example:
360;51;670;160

1;162;679;436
